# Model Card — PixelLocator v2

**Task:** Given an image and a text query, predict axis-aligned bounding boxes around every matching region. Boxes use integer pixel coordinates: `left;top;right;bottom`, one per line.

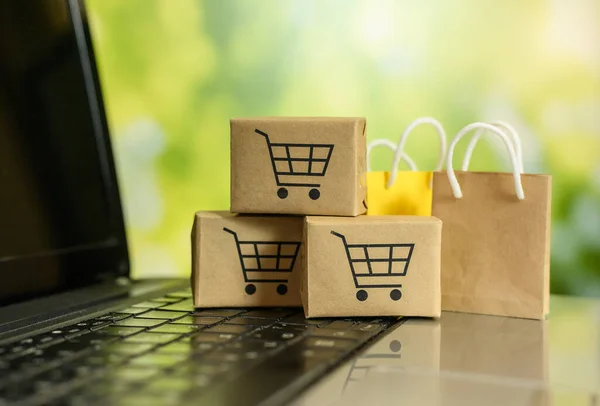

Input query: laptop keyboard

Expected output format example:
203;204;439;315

0;289;399;406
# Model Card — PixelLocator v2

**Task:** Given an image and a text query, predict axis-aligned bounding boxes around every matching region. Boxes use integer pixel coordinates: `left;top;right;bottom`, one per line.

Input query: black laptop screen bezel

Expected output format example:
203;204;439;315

0;0;130;305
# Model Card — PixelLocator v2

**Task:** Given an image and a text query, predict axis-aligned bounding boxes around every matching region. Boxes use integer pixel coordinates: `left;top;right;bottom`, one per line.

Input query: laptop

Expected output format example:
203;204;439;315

0;1;402;404
6;1;592;405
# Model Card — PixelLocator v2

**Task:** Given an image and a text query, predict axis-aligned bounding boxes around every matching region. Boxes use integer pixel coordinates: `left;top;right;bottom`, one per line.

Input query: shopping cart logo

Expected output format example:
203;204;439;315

331;231;415;302
224;227;301;296
255;128;334;200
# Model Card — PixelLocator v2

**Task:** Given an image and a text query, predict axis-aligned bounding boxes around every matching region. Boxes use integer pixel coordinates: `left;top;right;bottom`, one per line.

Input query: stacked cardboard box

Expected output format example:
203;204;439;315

192;118;442;318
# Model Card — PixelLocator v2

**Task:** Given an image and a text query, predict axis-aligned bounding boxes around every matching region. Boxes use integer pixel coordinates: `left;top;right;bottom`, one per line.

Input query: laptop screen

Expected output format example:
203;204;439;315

0;0;129;305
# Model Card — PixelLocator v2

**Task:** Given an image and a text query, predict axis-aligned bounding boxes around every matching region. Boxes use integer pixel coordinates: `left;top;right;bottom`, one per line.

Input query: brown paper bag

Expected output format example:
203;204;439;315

191;211;303;308
432;122;552;320
230;117;367;216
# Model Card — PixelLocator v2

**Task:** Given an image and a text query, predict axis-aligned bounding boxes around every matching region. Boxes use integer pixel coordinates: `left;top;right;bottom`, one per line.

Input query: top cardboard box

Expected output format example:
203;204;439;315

230;117;367;216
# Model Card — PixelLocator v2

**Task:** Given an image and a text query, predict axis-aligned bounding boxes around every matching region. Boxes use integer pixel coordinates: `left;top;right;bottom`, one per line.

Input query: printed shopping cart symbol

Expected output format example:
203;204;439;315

224;227;301;296
331;231;415;302
255;128;334;200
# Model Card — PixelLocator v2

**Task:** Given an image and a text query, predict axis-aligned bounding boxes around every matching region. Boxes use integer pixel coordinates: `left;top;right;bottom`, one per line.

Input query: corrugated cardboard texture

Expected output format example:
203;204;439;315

230;117;367;216
432;171;552;320
302;216;442;318
191;211;303;308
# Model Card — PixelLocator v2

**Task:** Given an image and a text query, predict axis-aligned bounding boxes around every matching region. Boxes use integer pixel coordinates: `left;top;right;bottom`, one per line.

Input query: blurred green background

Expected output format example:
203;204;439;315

86;0;600;295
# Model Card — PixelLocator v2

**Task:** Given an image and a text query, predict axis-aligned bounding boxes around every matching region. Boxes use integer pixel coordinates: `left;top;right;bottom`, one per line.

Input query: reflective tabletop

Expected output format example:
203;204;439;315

295;295;600;406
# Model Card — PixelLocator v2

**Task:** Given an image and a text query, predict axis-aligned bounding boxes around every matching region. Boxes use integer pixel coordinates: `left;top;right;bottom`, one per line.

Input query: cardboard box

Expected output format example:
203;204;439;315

191;211;303;308
230;117;367;216
301;215;442;318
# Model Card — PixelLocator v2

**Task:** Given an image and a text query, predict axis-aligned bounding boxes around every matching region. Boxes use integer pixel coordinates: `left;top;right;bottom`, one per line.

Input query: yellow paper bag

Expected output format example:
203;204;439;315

367;117;447;216
367;171;435;216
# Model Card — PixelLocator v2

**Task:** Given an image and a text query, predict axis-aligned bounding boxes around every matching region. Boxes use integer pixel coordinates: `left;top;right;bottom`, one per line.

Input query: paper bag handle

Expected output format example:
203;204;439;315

462;121;524;173
447;122;525;200
388;117;447;188
367;139;417;172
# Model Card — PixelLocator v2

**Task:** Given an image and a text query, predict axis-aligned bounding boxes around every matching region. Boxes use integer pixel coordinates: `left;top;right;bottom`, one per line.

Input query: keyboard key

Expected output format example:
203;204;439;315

73;319;111;330
226;317;275;326
282;314;331;326
148;324;202;334
327;320;389;334
39;340;95;360
310;328;369;341
113;318;166;328
193;309;243;317
172;362;231;378
32;367;78;387
204;324;251;335
116;307;150;315
271;323;311;334
189;341;216;353
155;341;195;354
127;353;187;368
61;363;103;379
242;309;297;319
62;327;91;340
83;378;136;396
105;367;159;381
94;312;132;321
114;392;188;405
303;337;357;352
143;376;197;392
10;350;56;374
2;344;36;360
202;350;259;366
79;353;128;366
17;333;66;349
148;296;184;304
190;332;236;344
172;316;223;326
225;339;281;353
158;299;194;312
61;390;103;405
250;325;306;342
69;332;121;346
103;343;156;355
276;321;314;330
1;381;38;402
166;290;193;299
354;322;386;333
218;341;280;364
301;348;352;366
123;333;180;345
301;347;347;362
135;310;189;320
64;361;107;376
98;326;145;337
130;301;164;309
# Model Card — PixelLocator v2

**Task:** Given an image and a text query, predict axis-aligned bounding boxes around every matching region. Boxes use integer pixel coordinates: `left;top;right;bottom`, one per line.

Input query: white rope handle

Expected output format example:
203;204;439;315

447;122;525;200
462;121;524;172
388;117;447;188
367;139;417;172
